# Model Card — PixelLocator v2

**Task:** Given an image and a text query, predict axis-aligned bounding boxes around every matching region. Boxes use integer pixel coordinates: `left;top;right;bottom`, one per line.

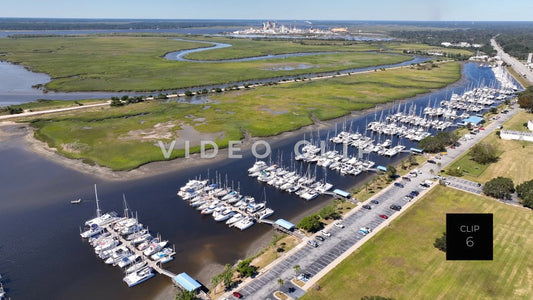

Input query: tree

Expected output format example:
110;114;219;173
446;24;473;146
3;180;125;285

470;143;499;164
408;154;417;166
518;87;533;112
361;296;396;300
121;95;129;101
318;204;340;220
483;177;514;199
293;265;301;275
515;179;533;208
175;289;197;300
419;131;459;153
236;259;257;278
277;278;284;289
211;264;234;291
386;165;397;178
433;232;446;252
110;98;123;107
184;90;193;96
297;214;323;233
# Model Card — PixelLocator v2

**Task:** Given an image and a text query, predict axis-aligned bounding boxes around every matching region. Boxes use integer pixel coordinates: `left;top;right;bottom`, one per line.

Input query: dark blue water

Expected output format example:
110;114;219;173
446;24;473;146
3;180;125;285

0;63;502;300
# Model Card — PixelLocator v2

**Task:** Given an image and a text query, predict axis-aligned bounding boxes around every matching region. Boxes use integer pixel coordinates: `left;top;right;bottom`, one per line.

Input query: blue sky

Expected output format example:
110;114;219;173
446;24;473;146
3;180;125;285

2;0;532;21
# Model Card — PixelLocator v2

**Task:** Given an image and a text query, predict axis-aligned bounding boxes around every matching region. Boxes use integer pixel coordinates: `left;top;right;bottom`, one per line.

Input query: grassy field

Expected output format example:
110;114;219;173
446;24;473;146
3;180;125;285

0;35;412;92
303;185;533;300
446;110;533;184
26;61;461;171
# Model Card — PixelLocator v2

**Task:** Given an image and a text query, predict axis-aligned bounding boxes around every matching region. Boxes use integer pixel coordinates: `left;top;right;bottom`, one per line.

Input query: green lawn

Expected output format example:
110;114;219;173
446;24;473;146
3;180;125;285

302;185;533;300
0;35;412;92
26;62;460;171
446;110;533;184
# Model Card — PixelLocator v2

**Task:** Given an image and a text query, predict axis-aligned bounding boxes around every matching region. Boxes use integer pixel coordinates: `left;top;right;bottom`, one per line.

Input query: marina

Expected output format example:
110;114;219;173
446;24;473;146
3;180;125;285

0;62;521;300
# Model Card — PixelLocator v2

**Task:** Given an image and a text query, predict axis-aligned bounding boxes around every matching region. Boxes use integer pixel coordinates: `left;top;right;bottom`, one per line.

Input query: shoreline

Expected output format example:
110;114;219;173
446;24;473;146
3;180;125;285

0;61;465;182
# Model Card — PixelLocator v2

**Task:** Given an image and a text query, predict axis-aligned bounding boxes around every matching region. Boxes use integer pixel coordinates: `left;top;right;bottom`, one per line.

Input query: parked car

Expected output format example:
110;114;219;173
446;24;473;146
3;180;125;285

307;240;319;248
394;182;404;188
321;230;331;237
334;222;345;229
359;227;372;235
410;190;419;196
233;292;243;298
315;235;325;242
362;204;372;210
379;214;388;219
402;176;411;181
390;204;402;211
427;159;437;164
370;199;379;204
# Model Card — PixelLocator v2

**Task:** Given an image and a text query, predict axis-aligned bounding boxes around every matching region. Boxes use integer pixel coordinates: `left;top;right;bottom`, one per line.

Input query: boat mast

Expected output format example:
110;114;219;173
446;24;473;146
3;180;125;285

94;184;101;218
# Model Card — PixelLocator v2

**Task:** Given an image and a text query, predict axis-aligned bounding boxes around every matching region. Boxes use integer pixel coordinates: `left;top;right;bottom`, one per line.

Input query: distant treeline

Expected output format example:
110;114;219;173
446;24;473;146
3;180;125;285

390;23;533;60
0;18;254;30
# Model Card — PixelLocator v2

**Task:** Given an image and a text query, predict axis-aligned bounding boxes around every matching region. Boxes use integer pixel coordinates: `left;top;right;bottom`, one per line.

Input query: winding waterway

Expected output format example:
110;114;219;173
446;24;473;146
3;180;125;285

1;36;423;106
163;38;340;62
0;63;506;300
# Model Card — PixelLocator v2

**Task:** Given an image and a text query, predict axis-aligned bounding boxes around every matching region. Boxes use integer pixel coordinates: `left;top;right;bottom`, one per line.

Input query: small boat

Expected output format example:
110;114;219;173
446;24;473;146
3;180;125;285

71;198;82;204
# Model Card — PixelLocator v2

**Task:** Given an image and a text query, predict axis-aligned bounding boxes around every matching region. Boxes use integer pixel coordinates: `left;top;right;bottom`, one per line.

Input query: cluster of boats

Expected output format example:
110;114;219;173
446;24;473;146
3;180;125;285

366;121;432;141
80;188;175;287
178;179;275;230
439;87;506;112
491;66;519;91
249;160;334;199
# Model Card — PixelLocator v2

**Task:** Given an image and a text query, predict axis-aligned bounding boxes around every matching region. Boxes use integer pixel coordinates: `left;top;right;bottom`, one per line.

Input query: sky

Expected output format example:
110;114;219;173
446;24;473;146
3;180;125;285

2;0;533;21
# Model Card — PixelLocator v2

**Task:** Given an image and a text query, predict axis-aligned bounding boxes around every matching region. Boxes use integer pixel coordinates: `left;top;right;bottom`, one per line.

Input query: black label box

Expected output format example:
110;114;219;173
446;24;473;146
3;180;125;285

446;213;493;260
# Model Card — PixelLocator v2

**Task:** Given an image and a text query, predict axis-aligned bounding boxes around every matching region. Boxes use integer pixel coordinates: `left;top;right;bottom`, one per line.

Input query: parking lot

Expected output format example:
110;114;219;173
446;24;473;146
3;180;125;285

445;176;484;195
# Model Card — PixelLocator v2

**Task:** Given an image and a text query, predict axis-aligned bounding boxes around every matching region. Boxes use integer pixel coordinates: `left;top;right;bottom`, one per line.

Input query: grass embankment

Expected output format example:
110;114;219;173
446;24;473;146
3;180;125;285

506;66;531;88
0;35;411;92
446;110;533;184
28;62;460;171
303;185;533;300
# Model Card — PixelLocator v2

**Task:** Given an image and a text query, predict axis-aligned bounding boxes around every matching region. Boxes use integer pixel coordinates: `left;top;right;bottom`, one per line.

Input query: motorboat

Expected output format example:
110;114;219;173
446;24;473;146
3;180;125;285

143;240;168;256
123;267;155;287
80;224;103;239
226;213;244;225
234;217;255;230
125;260;147;274
150;247;174;261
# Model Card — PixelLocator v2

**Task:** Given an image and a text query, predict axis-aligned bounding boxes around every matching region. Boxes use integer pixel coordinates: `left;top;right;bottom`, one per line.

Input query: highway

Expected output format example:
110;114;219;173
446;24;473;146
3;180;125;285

491;38;533;86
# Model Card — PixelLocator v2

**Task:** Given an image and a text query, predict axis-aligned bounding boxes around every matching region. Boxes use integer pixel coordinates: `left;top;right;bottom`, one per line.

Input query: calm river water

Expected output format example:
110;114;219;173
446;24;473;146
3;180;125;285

0;63;504;299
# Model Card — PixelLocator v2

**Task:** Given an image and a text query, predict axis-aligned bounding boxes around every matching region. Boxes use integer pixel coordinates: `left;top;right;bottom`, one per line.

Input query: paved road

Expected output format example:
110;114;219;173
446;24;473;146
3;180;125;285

222;105;521;300
491;38;533;85
0;101;110;120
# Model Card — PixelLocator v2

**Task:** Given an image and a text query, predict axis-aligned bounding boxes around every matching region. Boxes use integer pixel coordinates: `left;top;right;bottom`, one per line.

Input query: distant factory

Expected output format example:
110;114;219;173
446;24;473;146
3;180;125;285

232;21;345;36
